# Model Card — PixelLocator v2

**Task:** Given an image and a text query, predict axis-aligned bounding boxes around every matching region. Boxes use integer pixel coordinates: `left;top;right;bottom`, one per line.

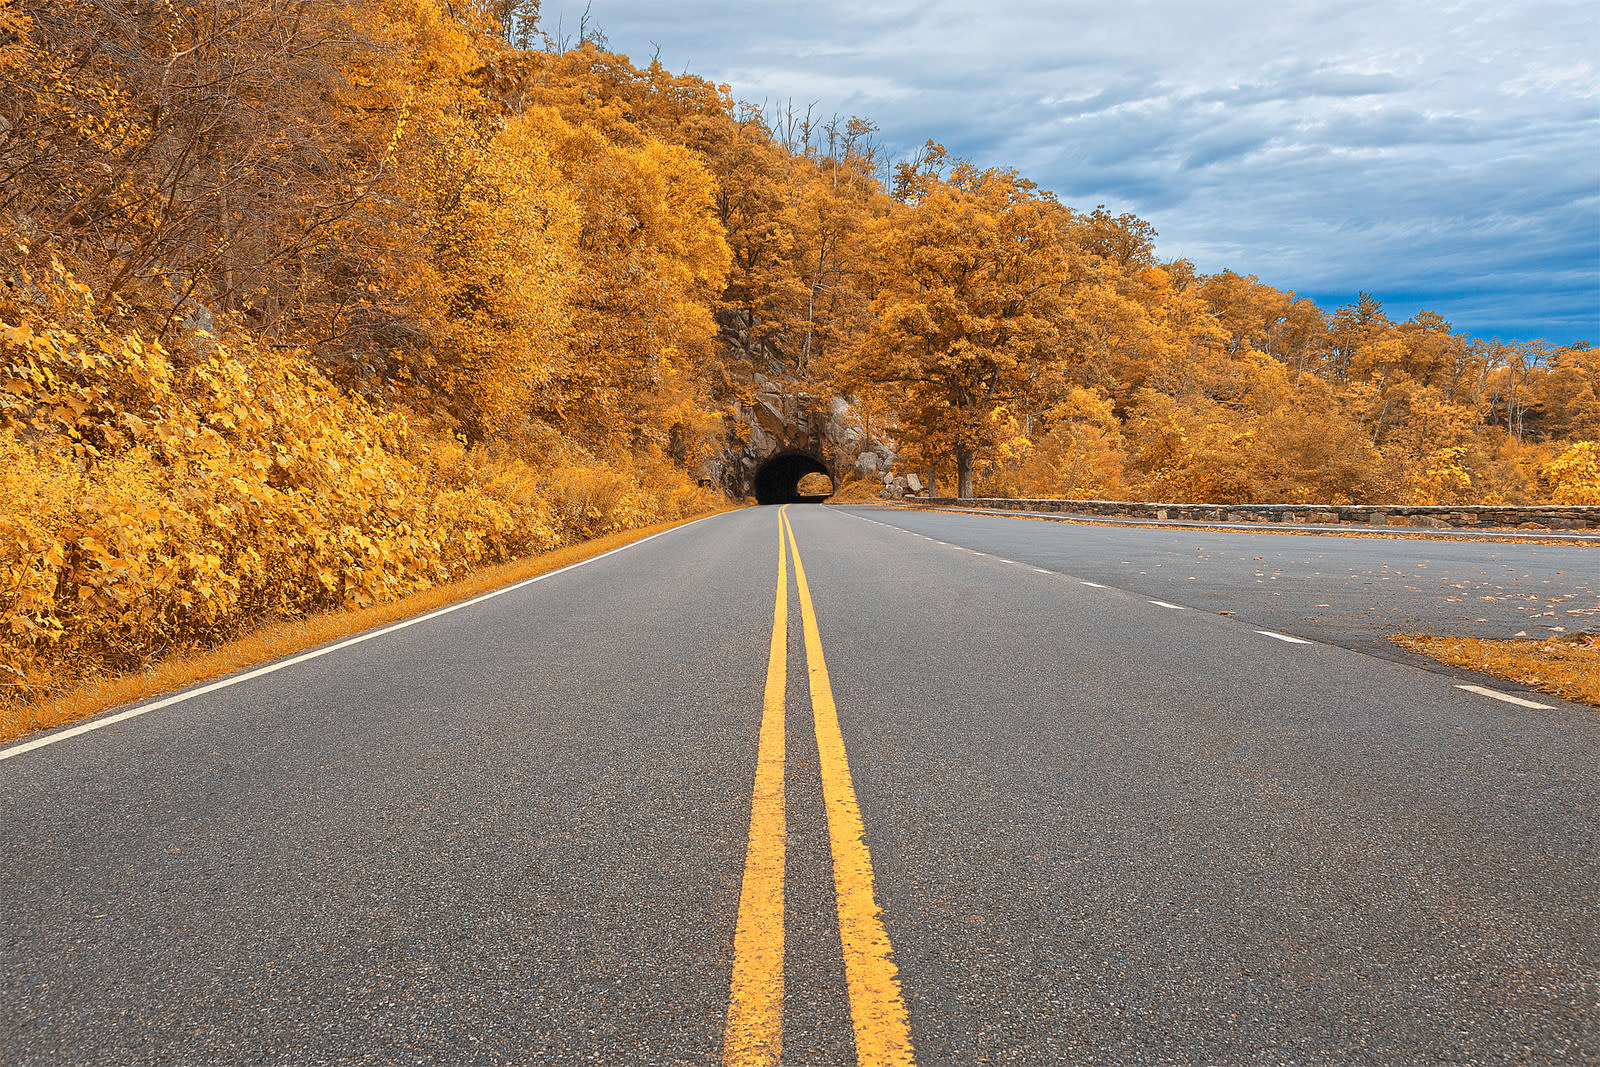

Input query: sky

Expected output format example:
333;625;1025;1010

539;0;1599;346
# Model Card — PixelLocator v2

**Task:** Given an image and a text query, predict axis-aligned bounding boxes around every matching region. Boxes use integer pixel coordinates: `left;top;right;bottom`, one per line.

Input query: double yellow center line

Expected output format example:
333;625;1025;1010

724;508;916;1067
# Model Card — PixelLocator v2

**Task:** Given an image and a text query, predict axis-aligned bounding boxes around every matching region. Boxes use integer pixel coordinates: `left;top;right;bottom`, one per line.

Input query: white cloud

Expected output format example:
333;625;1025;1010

542;0;1600;342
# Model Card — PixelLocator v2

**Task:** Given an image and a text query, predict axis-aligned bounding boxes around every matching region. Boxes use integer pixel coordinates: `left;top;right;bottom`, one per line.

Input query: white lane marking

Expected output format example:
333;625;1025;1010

1080;581;1107;588
1033;568;1052;574
0;513;724;763
1149;600;1186;610
1256;630;1313;644
1454;685;1555;709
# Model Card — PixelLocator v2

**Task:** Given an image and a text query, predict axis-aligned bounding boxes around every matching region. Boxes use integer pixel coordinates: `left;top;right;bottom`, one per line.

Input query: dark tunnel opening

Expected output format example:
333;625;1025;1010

752;451;835;505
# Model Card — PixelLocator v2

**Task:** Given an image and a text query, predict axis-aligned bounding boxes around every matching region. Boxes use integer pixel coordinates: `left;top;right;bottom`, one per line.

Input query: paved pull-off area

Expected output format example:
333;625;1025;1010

3;506;1596;1065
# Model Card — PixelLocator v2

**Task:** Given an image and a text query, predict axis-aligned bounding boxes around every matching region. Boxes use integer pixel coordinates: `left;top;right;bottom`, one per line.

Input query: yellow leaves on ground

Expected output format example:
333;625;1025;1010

1391;632;1600;709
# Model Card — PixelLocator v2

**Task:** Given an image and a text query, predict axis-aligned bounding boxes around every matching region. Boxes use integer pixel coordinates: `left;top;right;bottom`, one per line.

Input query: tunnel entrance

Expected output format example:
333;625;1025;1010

752;451;835;504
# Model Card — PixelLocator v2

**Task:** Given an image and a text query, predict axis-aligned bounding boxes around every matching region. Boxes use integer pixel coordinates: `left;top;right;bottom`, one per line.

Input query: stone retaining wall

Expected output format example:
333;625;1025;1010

906;497;1600;531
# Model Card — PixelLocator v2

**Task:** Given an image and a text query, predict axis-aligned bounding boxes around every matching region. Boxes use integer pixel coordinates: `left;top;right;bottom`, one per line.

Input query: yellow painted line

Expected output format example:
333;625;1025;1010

723;513;790;1066
783;512;917;1067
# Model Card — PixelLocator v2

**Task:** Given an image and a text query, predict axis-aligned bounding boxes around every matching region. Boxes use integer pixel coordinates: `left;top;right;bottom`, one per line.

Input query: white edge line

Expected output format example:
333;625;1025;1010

1454;684;1555;710
1149;600;1186;610
1256;630;1313;644
1079;581;1106;588
0;513;724;763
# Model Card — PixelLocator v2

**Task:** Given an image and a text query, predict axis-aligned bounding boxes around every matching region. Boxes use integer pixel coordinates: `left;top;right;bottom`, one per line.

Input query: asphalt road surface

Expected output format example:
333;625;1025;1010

3;506;1596;1065
850;505;1600;669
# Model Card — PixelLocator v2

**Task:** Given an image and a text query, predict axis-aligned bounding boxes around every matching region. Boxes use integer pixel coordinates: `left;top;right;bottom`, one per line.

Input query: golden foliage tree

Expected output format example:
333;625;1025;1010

534;112;730;448
850;148;1073;497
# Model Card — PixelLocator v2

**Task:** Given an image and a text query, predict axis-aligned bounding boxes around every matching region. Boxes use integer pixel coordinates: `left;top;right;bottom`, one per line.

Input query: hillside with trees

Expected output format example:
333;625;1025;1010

3;0;1596;699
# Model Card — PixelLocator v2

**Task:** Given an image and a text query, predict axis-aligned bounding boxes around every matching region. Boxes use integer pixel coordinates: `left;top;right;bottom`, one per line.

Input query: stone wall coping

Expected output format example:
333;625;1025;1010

902;497;1600;531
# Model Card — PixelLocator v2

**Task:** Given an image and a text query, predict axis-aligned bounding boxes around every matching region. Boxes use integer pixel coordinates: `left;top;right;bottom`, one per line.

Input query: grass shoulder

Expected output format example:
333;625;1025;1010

1390;632;1600;709
1;508;737;745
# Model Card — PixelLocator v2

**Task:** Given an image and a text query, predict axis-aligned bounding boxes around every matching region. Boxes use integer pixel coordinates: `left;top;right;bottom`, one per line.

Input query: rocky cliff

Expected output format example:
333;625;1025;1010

708;373;913;499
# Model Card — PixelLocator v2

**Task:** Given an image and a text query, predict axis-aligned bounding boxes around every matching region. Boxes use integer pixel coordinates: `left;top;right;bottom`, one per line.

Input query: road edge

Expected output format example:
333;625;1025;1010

858;502;1600;546
1;507;738;756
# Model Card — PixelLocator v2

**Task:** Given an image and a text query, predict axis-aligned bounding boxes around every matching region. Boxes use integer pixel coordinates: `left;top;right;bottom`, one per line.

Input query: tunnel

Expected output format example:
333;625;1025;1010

752;451;835;505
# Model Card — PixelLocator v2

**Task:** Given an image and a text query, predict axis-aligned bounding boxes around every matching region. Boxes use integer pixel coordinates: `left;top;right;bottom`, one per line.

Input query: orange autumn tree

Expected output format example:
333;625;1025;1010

1539;441;1600;504
0;0;409;334
465;44;735;465
1015;385;1128;498
407;110;581;437
0;0;733;705
849;147;1073;497
531;108;730;452
301;0;583;437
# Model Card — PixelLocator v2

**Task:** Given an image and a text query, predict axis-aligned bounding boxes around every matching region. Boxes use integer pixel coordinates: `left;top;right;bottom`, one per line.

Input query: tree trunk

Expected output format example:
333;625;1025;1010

956;447;974;499
1508;357;1523;442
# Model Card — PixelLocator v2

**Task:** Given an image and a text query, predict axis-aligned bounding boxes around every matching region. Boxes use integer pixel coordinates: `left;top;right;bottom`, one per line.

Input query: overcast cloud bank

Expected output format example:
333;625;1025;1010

543;0;1599;345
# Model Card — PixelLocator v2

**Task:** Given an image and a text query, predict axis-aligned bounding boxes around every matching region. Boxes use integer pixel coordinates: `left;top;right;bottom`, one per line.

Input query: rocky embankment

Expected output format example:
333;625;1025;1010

710;374;913;498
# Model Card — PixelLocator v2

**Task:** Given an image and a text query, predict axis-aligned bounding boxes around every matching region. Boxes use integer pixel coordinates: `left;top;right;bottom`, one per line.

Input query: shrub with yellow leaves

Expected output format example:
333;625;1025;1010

0;256;717;701
1539;441;1600;505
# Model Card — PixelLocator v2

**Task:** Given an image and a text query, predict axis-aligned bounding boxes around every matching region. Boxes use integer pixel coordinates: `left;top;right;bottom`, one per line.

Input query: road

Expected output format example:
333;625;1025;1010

850;505;1600;664
2;506;1596;1065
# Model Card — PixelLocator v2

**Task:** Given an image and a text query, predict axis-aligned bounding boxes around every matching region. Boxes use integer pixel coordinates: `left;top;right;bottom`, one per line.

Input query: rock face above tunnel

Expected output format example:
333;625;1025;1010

709;374;897;500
